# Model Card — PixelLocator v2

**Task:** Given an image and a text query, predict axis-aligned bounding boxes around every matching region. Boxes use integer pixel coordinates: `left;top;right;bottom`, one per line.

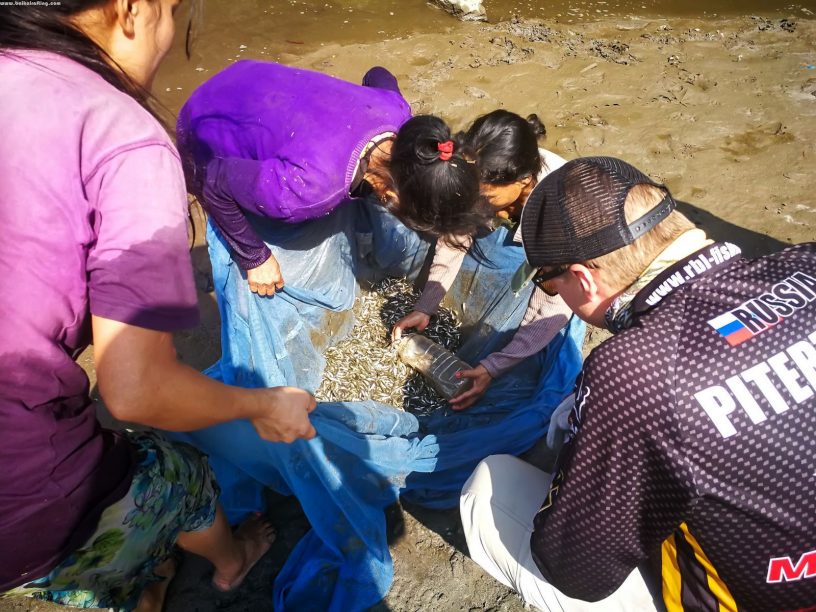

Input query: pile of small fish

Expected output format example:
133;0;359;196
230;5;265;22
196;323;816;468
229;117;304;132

315;277;462;415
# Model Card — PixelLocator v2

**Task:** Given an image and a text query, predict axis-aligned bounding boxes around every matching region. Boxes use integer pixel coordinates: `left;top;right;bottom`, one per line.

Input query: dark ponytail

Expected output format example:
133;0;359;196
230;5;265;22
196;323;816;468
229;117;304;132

389;115;487;241
463;109;546;184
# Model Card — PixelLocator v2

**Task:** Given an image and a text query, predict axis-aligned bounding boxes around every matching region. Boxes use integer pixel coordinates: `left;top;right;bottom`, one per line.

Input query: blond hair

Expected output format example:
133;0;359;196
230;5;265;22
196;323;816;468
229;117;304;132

584;184;695;289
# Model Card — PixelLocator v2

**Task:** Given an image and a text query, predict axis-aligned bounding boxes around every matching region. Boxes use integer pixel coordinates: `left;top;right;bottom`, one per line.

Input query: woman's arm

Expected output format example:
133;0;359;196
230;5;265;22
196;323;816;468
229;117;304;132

202;158;289;295
201;157;273;268
392;234;472;340
479;289;571;378
85;144;310;438
449;289;571;410
92;315;316;442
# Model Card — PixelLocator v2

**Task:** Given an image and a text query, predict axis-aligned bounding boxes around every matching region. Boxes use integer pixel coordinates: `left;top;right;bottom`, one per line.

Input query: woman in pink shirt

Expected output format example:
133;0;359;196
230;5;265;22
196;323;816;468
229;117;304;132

0;1;315;610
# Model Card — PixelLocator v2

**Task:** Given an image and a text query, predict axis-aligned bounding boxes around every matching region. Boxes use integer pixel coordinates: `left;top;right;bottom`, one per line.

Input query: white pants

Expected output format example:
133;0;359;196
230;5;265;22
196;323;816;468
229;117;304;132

460;455;660;612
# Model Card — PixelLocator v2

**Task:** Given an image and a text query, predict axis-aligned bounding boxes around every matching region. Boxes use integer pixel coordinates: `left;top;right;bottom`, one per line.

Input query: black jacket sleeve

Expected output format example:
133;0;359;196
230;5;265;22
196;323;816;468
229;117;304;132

530;330;697;601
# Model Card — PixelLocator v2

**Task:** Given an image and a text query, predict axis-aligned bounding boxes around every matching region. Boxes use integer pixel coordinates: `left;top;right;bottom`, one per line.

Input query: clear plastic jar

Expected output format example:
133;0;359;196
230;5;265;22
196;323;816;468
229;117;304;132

396;334;473;399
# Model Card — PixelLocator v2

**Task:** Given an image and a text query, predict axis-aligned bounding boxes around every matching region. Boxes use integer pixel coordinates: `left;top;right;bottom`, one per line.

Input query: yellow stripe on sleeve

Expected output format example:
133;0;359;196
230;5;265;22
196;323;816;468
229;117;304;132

679;522;738;612
661;532;685;612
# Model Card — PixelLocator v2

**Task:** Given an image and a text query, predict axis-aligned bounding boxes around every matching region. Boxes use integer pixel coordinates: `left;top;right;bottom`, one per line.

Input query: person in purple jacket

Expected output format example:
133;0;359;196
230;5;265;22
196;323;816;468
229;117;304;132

0;2;316;610
177;61;485;296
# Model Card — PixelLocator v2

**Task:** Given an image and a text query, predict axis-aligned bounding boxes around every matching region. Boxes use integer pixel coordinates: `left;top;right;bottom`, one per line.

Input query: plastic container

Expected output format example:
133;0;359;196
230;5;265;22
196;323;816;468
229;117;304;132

396;334;473;399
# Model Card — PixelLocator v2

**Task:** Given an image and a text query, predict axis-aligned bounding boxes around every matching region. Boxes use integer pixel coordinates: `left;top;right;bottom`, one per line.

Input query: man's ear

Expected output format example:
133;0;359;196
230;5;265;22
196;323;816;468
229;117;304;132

568;264;600;300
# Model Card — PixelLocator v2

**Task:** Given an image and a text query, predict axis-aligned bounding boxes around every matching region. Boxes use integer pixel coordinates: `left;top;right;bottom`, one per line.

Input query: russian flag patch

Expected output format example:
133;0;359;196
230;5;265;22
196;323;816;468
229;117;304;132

707;312;756;347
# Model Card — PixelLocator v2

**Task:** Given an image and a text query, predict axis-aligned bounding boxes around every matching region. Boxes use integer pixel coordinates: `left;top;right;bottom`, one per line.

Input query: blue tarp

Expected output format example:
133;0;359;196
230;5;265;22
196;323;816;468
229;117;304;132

170;199;585;611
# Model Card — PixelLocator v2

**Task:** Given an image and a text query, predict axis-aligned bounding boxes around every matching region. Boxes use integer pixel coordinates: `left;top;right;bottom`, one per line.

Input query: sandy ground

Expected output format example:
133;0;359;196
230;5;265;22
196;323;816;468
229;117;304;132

4;10;816;612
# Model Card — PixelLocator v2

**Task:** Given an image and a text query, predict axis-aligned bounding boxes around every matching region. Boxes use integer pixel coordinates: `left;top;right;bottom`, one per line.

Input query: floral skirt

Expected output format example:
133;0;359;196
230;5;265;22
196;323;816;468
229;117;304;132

2;431;219;611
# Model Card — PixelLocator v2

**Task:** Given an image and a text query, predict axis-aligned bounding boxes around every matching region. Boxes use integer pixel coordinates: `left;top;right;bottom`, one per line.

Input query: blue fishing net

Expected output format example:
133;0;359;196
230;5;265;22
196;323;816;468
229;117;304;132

170;199;584;611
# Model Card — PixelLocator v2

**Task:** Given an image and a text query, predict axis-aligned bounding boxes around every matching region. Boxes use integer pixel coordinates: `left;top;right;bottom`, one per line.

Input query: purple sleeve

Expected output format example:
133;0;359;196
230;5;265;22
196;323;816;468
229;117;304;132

202;158;271;270
203;155;346;269
86;143;199;331
361;66;402;94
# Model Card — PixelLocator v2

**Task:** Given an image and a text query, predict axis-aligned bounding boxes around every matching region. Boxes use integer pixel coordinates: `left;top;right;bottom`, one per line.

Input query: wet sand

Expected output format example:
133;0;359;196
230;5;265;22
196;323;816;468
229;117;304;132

4;4;816;612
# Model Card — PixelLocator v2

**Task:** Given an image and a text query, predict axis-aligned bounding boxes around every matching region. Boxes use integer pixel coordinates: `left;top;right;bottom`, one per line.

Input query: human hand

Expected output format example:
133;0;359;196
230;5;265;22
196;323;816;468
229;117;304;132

391;310;431;342
448;364;493;411
247;255;284;297
250;386;317;443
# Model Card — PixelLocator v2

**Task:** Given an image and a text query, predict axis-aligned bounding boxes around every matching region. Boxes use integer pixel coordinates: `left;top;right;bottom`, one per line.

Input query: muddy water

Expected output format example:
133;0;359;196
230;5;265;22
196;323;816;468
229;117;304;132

154;0;816;112
482;0;814;21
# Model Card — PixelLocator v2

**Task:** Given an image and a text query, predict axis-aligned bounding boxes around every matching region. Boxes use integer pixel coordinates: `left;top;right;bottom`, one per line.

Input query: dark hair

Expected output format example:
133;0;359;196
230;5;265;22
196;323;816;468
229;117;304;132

1;1;202;245
1;3;152;109
0;1;200;121
463;110;546;184
389;115;487;242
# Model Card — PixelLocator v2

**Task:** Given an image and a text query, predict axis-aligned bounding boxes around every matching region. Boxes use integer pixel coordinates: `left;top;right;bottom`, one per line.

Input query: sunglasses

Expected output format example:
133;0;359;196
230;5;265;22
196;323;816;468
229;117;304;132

532;266;568;296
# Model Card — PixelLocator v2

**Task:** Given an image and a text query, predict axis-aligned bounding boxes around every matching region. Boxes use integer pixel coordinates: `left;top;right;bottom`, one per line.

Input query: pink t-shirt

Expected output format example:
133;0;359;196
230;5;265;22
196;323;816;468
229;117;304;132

0;52;198;589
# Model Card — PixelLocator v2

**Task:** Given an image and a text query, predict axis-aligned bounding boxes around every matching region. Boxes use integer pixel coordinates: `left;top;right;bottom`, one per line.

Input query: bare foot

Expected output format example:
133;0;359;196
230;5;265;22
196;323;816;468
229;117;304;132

212;515;276;592
135;557;176;612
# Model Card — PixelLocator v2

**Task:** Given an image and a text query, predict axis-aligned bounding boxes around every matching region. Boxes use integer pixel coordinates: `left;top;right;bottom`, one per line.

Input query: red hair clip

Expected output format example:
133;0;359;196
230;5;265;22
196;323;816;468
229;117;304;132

437;140;454;161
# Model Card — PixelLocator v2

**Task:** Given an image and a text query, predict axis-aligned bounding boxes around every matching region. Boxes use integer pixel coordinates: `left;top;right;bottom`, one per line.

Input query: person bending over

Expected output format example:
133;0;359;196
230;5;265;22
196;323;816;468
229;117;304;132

177;63;483;296
460;156;816;611
392;110;572;409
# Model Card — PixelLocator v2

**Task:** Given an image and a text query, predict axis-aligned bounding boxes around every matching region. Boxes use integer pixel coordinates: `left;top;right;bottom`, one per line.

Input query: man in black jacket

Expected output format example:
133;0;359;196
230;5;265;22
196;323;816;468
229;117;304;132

461;156;816;612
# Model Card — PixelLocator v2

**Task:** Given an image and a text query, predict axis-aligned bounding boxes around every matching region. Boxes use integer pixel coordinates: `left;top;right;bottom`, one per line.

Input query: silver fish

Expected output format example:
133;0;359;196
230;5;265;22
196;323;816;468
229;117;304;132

315;277;462;416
